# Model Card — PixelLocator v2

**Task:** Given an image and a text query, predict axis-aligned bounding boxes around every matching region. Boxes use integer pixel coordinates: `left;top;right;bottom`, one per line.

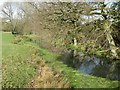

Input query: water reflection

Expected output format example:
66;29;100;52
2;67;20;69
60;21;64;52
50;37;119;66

59;50;120;81
76;53;120;81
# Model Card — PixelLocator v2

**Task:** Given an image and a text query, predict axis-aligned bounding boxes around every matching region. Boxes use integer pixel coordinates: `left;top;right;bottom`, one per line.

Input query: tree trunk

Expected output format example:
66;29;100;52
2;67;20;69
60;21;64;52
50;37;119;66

104;20;118;58
73;37;77;56
73;37;77;47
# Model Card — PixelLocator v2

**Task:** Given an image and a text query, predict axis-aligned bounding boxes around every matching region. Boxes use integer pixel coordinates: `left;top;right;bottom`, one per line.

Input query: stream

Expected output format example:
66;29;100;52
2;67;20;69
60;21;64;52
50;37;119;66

59;50;120;81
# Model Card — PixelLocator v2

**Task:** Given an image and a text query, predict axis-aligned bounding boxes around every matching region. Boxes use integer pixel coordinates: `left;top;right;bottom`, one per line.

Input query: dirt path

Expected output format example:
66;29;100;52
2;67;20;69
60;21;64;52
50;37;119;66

25;58;70;88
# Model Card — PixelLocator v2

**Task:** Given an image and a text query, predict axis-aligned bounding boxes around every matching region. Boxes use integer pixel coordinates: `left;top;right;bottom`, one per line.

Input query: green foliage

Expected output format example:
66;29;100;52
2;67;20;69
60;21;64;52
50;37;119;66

12;37;22;44
22;38;118;88
37;47;119;88
2;32;119;88
22;35;33;42
15;32;119;88
2;1;120;88
66;44;74;50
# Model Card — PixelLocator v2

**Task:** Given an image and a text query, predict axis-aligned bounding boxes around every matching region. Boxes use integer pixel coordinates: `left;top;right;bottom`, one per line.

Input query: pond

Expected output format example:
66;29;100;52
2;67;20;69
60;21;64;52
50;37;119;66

59;50;120;81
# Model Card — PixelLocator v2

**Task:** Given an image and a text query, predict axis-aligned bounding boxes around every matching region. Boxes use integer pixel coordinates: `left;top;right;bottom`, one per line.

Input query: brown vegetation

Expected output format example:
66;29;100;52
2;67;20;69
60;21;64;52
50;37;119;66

26;59;70;88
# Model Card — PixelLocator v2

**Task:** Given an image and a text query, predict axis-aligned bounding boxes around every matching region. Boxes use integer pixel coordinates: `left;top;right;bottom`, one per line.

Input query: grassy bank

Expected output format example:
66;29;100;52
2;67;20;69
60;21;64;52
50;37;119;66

2;32;119;88
20;34;119;88
37;47;119;88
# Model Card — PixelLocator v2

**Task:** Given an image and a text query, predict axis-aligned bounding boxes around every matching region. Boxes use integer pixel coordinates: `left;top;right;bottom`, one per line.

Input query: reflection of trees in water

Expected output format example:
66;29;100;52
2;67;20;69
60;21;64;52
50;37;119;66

92;65;110;78
58;50;120;81
107;62;120;81
78;56;120;81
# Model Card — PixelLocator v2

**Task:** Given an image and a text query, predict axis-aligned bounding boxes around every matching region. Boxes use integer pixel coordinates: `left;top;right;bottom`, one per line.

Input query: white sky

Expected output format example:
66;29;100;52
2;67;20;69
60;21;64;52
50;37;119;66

0;0;119;3
0;0;4;12
0;0;4;6
0;0;119;18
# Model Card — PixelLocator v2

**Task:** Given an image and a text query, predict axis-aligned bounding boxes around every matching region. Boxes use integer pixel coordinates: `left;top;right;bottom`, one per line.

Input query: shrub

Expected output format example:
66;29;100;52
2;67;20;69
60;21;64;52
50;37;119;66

22;35;33;42
12;38;22;44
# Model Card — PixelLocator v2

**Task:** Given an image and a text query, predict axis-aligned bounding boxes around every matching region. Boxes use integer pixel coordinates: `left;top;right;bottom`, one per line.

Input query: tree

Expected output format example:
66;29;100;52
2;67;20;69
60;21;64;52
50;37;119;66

2;2;26;34
90;1;120;59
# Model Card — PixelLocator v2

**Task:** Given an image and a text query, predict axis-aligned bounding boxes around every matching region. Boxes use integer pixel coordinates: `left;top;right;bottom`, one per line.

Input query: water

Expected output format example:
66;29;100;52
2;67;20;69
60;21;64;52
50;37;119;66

59;50;120;81
76;53;120;81
77;55;110;78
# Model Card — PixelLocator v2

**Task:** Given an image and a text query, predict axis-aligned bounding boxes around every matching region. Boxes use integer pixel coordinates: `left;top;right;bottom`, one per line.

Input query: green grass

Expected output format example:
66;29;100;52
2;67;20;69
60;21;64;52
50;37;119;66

21;34;119;88
2;32;37;87
0;31;2;89
37;48;119;88
1;32;119;88
19;33;118;88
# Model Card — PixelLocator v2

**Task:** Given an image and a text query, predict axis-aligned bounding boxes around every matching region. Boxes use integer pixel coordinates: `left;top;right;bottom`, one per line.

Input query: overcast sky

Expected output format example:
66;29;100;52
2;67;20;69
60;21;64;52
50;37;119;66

0;0;119;18
0;0;4;5
0;0;119;3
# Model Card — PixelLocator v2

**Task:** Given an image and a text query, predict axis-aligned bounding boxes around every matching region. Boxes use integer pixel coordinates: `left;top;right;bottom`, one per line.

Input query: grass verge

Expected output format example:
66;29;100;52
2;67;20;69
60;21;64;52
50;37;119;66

2;32;119;88
20;34;119;88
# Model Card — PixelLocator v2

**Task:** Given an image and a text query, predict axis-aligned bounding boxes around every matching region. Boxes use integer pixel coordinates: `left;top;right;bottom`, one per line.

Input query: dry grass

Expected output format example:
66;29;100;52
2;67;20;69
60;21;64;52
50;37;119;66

25;59;70;88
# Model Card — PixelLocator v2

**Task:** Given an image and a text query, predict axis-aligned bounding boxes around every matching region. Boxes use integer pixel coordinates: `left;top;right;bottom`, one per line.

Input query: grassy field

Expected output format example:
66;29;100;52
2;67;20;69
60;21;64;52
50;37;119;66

2;32;38;87
0;31;2;89
1;32;119;88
